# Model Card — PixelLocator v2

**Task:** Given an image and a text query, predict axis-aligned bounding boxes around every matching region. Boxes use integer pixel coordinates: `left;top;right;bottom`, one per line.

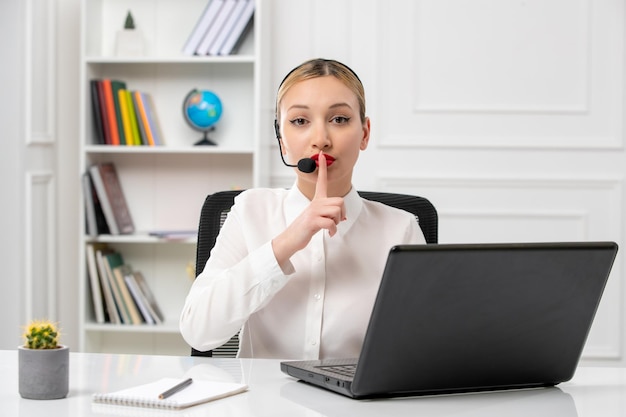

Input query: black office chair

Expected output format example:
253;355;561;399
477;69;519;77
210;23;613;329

190;189;438;357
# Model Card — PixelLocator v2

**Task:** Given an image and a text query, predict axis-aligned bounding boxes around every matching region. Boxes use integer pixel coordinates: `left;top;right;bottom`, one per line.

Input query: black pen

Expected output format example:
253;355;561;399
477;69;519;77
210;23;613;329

158;378;193;399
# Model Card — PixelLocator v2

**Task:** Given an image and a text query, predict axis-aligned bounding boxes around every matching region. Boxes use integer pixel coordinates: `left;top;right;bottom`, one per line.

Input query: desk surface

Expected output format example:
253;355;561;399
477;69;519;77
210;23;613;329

1;350;625;416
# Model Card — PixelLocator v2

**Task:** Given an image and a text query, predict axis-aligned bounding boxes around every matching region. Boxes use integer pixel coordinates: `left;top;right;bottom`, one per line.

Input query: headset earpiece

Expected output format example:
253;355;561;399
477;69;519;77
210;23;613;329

274;119;281;139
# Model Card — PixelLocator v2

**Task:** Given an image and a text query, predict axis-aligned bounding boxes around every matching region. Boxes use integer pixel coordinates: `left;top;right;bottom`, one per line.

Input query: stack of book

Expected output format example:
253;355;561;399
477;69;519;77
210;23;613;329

82;162;134;236
183;0;255;56
86;243;165;325
90;79;164;146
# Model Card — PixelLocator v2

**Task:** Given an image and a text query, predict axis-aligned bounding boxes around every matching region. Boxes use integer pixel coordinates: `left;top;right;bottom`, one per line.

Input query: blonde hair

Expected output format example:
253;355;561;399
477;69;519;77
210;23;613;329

275;58;366;123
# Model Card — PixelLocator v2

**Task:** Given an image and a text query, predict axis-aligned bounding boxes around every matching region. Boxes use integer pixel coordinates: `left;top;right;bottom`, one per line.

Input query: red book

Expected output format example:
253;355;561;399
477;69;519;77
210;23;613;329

96;81;112;144
102;79;121;145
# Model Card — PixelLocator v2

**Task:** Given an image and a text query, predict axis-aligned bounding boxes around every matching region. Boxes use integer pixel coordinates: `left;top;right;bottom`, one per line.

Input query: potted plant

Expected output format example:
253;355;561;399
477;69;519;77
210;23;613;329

115;10;144;56
18;320;69;400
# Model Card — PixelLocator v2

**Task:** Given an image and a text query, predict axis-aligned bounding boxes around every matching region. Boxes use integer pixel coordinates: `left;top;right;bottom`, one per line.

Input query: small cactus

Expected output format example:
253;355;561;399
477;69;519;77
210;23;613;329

23;320;61;349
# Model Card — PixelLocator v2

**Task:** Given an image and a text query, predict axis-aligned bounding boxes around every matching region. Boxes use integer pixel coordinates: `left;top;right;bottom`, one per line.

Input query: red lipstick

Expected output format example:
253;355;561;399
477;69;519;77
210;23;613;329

310;153;335;167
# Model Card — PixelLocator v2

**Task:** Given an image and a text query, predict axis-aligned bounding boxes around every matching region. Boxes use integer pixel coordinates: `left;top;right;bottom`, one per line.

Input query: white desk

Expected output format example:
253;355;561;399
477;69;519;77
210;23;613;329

1;350;624;416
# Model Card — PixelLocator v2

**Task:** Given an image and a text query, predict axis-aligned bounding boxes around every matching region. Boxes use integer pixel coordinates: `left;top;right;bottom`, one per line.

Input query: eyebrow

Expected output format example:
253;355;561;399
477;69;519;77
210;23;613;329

286;102;354;112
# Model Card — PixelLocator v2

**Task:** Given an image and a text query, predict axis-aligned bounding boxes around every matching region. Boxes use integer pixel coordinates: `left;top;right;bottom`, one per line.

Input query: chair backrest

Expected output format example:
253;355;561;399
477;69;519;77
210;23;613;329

191;189;438;357
357;191;438;245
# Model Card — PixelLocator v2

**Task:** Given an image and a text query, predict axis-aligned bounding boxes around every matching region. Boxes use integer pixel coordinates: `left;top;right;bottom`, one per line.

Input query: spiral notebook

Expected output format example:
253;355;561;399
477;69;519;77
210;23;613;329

92;378;248;410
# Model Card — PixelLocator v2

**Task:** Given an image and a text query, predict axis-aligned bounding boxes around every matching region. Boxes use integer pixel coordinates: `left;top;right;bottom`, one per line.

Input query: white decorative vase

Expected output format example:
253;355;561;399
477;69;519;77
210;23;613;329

115;29;144;57
18;345;69;400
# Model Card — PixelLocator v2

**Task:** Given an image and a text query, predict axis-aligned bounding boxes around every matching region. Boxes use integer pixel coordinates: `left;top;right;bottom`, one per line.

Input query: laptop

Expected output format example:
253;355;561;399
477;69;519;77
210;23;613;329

280;242;618;399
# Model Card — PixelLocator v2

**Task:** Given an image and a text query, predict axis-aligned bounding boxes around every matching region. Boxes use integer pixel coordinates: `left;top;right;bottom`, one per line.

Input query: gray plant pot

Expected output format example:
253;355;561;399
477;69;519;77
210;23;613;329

18;345;69;400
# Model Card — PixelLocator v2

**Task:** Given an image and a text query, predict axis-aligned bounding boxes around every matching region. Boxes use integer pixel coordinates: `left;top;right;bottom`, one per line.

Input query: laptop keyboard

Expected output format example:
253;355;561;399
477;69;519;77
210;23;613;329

317;364;357;378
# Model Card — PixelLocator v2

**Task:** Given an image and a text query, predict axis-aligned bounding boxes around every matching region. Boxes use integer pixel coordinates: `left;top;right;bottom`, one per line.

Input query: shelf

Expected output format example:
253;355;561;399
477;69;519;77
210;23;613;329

83;63;255;149
86;234;197;245
84;145;254;155
85;56;256;64
79;0;263;355
83;0;256;59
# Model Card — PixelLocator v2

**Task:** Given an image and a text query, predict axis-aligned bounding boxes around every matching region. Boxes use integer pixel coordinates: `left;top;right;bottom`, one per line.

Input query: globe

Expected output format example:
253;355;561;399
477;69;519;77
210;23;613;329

183;89;223;145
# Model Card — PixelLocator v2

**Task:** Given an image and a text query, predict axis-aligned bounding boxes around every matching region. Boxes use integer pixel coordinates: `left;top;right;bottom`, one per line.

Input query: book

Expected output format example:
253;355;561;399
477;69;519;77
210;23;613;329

117;89;134;146
130;91;148;145
91;78;160;146
132;271;165;322
124;273;157;324
89;162;135;235
182;0;223;56
83;170;111;236
85;243;108;324
95;247;121;324
183;0;216;55
209;0;247;55
218;0;254;55
92;377;248;410
113;264;144;325
103;251;131;324
140;92;165;146
82;172;98;237
89;80;105;144
97;80;113;144
111;80;128;145
133;91;156;146
102;79;121;145
149;230;197;241
82;171;111;236
124;89;142;145
195;0;231;55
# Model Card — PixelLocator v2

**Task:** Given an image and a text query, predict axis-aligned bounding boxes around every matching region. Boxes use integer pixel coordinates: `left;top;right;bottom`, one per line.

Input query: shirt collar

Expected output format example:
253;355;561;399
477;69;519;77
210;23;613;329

285;182;363;236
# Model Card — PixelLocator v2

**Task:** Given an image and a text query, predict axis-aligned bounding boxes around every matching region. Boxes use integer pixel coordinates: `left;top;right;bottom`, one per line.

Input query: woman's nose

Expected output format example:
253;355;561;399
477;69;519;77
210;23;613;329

311;123;330;149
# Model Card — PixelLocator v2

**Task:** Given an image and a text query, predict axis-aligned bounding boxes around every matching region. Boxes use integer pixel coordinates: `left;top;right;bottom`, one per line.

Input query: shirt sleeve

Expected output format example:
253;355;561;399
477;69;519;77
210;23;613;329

408;212;427;244
179;195;291;352
394;207;426;244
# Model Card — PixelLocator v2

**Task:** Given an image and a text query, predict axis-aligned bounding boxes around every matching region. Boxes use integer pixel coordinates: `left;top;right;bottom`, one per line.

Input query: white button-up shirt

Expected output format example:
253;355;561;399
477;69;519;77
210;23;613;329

179;185;425;359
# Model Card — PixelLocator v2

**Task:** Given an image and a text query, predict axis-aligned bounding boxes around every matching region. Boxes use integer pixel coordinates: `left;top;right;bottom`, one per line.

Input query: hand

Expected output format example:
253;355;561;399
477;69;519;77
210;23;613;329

272;152;346;266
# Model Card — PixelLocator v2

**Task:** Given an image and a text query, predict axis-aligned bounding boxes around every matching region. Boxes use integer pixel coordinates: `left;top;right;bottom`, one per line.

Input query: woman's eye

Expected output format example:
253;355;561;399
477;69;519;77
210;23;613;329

289;118;307;126
332;116;350;124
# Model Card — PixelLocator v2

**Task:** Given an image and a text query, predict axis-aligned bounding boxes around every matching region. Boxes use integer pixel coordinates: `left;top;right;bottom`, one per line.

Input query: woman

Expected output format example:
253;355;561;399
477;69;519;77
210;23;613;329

179;58;425;359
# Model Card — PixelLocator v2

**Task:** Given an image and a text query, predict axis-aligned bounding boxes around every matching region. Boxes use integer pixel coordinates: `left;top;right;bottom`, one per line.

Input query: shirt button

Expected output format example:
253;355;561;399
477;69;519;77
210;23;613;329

314;294;321;301
311;340;317;346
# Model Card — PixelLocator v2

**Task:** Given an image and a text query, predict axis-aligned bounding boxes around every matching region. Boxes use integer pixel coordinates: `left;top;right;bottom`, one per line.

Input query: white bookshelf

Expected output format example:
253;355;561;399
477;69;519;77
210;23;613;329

78;0;265;354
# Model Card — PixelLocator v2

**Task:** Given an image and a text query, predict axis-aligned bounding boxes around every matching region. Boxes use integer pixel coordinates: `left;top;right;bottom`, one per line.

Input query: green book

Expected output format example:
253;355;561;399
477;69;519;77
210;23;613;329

104;251;131;324
125;90;142;145
110;80;128;145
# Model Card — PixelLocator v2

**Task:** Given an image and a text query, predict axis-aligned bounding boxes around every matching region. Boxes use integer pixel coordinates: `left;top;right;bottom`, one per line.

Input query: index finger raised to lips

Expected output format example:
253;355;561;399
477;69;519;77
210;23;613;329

314;151;327;199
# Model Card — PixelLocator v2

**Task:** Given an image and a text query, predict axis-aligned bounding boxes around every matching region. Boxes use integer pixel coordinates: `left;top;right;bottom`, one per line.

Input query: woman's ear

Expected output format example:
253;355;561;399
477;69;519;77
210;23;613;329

360;117;371;151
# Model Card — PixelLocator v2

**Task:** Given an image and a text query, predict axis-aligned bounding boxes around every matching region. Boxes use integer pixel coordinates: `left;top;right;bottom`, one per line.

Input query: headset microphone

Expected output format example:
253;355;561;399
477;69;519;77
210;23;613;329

274;120;317;173
278;150;317;174
295;158;317;173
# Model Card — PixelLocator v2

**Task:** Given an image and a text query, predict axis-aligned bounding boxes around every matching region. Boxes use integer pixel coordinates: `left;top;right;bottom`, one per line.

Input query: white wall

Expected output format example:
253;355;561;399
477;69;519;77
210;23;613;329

264;0;625;365
0;0;26;349
0;0;80;351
